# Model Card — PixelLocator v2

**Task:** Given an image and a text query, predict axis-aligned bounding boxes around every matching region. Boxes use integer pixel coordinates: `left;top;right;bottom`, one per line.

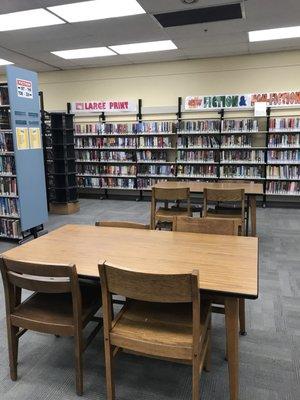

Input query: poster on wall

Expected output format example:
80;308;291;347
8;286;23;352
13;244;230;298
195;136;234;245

29;127;42;149
185;91;300;111
16;127;29;150
71;100;137;113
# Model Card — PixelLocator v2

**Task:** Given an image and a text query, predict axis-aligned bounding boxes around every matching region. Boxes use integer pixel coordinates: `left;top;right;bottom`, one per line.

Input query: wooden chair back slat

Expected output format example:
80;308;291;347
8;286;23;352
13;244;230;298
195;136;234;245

95;221;149;229
204;188;245;202
173;216;239;236
99;263;197;303
0;257;76;295
153;187;190;201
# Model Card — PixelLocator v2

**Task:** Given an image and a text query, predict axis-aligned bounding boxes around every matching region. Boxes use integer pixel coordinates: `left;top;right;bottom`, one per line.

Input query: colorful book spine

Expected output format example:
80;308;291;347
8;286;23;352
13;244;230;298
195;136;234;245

269;118;300;132
177;120;220;133
220;165;264;178
222;119;259;132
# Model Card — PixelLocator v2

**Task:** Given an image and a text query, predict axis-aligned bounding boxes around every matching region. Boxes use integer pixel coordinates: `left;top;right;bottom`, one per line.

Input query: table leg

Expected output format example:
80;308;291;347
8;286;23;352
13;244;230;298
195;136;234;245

249;195;256;237
225;297;239;400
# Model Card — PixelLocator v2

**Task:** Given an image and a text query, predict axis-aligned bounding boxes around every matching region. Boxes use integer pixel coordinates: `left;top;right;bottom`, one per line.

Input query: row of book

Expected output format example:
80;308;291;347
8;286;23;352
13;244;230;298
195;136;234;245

266;165;300;179
177;165;217;177
0;132;13;152
267;150;300;163
136;150;169;162
269;118;300;131
0;156;15;174
177;150;216;162
177;136;219;148
77;177;136;189
75;150;135;162
137;178;167;189
268;133;299;147
220;135;252;148
138;136;172;148
266;181;300;195
138;165;174;176
0;177;17;196
75;137;136;148
77;164;136;176
220;150;264;163
75;122;176;135
222;119;259;132
0;219;20;239
178;120;220;133
0;197;19;217
220;165;264;178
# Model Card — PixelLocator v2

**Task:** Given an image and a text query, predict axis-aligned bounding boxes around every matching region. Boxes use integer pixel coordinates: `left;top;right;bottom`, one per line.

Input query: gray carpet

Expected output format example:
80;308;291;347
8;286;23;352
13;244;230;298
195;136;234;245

0;199;299;400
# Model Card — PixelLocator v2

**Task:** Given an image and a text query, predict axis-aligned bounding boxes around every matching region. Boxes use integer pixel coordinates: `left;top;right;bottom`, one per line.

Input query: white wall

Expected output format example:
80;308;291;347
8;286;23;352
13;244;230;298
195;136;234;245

37;50;300;111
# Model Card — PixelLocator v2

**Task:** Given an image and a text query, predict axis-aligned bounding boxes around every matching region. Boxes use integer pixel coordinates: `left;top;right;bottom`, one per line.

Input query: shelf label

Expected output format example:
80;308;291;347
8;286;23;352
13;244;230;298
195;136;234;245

29;127;41;149
16;127;29;150
16;78;33;99
185;91;300;111
71;100;137;113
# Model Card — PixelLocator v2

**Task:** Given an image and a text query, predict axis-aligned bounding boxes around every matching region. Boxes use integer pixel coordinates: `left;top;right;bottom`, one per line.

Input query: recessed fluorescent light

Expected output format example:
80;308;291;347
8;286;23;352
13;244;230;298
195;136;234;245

52;47;116;59
48;0;146;23
0;59;13;66
249;26;300;42
0;9;65;32
110;40;177;54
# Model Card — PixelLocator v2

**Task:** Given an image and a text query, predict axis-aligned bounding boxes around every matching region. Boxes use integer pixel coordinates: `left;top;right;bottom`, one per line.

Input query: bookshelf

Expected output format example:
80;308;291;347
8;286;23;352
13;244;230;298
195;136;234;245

266;116;300;196
1;66;48;241
71;100;300;205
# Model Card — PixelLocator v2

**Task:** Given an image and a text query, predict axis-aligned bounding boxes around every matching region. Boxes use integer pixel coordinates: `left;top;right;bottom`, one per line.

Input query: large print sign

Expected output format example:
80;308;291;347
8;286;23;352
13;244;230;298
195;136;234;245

185;91;300;111
71;100;137;113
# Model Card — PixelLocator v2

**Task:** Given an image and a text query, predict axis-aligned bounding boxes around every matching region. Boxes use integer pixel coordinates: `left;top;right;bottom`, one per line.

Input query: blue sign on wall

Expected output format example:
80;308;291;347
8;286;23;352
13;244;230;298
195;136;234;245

6;65;48;231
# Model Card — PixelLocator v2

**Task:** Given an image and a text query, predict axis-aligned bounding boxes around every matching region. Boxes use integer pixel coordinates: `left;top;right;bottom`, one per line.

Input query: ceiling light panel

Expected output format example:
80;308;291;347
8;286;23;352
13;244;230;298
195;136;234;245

48;0;146;23
0;59;13;66
110;40;177;54
52;47;116;59
0;9;65;32
249;26;300;42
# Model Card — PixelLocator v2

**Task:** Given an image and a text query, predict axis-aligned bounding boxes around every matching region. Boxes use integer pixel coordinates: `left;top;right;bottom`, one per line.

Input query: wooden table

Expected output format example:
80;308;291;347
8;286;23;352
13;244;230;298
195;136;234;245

3;225;259;400
153;181;264;237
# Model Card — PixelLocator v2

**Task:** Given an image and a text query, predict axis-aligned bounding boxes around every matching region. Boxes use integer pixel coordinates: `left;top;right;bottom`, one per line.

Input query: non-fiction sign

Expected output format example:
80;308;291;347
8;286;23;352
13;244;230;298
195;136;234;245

71;100;137;113
16;78;33;99
185;91;300;111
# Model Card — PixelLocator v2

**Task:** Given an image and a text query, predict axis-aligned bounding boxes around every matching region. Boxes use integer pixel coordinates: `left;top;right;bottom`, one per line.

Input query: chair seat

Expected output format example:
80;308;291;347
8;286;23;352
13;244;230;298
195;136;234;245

156;207;191;222
11;281;101;335
110;300;210;360
206;210;242;223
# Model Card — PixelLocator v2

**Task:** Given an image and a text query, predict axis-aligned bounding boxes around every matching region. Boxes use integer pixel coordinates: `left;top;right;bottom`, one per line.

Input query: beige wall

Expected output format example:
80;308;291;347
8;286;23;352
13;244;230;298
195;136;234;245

35;49;300;111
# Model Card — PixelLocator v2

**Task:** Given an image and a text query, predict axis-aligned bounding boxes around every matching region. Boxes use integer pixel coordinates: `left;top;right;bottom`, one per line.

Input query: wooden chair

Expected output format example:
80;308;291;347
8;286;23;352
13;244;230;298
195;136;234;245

173;216;246;336
0;256;102;396
203;188;245;235
151;186;192;230
99;262;211;400
95;221;149;229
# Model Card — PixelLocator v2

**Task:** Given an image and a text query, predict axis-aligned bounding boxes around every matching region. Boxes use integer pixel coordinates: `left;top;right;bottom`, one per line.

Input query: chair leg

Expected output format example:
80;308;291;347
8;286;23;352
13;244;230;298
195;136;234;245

204;318;211;372
7;323;18;381
239;299;247;336
74;332;83;396
192;353;200;400
104;341;115;400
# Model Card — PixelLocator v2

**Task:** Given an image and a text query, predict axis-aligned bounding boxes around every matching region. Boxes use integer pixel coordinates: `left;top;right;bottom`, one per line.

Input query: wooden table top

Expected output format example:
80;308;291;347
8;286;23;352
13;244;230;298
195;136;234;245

2;225;259;299
153;181;264;195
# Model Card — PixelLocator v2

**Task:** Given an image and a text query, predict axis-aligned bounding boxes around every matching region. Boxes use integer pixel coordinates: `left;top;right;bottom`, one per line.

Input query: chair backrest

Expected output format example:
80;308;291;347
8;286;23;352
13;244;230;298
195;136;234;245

95;221;149;229
99;262;199;303
152;187;190;202
0;256;81;317
173;216;239;236
99;262;201;352
203;188;245;218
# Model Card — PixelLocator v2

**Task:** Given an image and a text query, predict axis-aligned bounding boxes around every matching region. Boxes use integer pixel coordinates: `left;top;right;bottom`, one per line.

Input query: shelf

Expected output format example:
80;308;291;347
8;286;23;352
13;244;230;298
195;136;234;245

0;194;18;198
177;175;218;179
137;174;175;178
266;178;300;181
178;131;219;135
75;133;135;137
220;177;265;181
137;147;174;150
0;173;16;177
137;161;173;164
75;147;136;151
76;159;135;164
220;162;265;165
78;186;136;190
0;151;14;155
267;146;300;150
177;147;219;150
267;162;300;165
78;174;136;178
266;193;300;196
177;161;217;164
0;214;20;219
220;131;265;135
269;130;300;133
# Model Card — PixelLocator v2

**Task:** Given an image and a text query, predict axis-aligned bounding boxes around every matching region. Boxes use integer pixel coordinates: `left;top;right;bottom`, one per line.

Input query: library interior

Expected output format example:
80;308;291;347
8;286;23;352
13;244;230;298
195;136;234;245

0;1;299;400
